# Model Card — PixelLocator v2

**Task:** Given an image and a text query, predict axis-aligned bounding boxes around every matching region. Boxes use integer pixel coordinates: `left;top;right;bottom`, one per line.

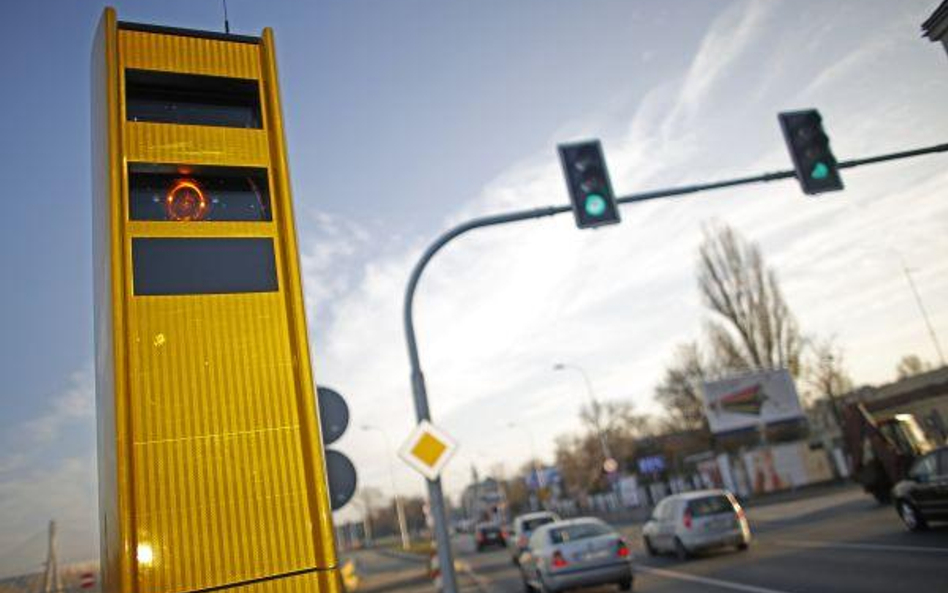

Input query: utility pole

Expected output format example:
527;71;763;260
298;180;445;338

552;363;615;472
506;421;545;509
41;520;63;593
898;258;947;367
361;424;412;550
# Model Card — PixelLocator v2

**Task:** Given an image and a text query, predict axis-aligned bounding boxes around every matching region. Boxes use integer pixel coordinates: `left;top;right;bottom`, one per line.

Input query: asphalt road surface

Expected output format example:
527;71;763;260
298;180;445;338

453;487;948;593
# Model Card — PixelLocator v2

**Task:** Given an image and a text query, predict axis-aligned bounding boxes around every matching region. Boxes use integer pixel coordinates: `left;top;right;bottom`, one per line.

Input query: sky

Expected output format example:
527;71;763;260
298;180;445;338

1;0;948;577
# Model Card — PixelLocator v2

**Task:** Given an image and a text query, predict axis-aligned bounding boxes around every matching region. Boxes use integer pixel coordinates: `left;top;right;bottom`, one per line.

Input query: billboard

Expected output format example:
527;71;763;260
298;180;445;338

524;466;562;490
701;368;804;434
636;455;666;475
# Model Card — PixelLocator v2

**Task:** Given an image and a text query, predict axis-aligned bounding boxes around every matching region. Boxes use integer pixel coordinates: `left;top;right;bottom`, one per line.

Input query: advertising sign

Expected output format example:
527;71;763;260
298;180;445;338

701;368;804;434
524;466;561;491
636;455;666;475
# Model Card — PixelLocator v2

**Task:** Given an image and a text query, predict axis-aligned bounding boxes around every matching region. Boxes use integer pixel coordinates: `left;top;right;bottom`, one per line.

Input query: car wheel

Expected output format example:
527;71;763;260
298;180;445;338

618;577;633;591
898;500;928;532
643;536;657;557
674;537;690;561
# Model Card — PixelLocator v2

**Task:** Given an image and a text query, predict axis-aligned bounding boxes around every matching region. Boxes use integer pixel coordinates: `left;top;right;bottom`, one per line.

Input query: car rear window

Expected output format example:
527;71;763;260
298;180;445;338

523;517;554;532
548;522;610;544
687;495;734;517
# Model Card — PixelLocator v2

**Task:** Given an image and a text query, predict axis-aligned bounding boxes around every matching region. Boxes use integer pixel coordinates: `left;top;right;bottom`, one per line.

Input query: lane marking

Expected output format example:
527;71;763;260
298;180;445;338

776;539;948;554
636;565;797;593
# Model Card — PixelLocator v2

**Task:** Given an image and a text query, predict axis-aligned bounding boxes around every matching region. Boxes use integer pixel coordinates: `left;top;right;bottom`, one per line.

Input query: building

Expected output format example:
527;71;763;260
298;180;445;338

923;0;948;56
460;476;507;524
842;366;948;443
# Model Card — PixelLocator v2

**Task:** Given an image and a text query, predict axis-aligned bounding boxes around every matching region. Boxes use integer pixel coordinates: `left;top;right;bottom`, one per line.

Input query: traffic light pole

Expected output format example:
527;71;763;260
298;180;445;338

401;140;948;593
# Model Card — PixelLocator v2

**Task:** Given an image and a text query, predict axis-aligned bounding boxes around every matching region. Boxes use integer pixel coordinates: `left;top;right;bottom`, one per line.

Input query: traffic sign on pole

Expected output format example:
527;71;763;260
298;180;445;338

398;420;458;481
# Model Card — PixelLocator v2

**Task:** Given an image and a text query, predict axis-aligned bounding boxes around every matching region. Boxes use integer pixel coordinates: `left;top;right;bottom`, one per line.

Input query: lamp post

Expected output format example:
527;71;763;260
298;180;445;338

361;424;411;550
505;421;545;509
348;494;373;546
552;363;615;473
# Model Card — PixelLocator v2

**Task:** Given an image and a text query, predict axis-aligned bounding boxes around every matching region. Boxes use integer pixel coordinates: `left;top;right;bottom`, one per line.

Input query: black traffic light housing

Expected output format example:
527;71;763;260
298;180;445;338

317;386;357;510
778;109;843;195
558;140;621;229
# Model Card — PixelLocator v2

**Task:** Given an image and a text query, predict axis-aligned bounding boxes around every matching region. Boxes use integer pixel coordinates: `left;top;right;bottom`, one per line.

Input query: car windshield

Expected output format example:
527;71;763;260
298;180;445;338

688;495;734;517
523;517;554;532
548;522;611;544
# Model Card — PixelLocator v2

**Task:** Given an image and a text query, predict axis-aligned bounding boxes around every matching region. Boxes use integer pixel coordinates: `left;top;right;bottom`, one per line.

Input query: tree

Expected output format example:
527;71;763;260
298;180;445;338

554;432;607;496
804;338;854;429
555;400;653;497
697;223;802;376
805;338;854;399
654;342;709;431
896;354;931;380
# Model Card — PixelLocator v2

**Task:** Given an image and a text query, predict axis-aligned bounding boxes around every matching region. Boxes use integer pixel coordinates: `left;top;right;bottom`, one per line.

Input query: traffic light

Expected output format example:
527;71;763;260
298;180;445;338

558;140;621;229
317;386;358;511
778;109;843;195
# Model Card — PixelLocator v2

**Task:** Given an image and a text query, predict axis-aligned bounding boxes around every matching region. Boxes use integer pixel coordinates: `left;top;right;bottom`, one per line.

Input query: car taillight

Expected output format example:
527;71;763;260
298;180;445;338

476;532;484;542
617;539;630;558
683;508;693;529
551;550;568;568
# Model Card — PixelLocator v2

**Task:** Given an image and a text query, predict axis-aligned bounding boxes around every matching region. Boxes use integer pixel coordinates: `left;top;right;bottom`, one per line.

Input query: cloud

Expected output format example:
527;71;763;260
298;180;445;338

21;369;94;445
0;368;97;578
661;0;780;141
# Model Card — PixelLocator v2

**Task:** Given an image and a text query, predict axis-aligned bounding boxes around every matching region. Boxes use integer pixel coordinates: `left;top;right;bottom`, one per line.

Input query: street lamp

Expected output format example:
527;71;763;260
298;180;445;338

505;421;545;509
361;424;411;550
552;363;615;473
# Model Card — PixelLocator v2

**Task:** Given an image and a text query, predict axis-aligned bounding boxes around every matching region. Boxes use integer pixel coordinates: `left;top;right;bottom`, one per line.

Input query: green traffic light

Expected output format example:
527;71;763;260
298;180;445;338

584;194;607;217
811;162;830;180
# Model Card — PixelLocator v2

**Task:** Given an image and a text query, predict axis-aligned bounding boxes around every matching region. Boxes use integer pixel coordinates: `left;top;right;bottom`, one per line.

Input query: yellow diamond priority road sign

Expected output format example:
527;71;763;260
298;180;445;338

398;420;458;481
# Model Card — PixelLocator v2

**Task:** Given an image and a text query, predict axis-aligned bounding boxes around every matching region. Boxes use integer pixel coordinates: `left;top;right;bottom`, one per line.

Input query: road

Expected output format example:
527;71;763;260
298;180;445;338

423;487;948;593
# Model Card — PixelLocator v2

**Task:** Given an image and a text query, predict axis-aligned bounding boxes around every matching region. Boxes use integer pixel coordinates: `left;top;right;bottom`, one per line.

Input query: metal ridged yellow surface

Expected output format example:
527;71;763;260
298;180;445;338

124;122;270;168
120;30;260;79
226;570;342;593
94;8;341;593
127;292;316;593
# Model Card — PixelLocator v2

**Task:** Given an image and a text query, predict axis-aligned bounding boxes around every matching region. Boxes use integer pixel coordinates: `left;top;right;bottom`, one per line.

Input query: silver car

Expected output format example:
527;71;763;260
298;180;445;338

519;517;633;592
642;489;750;560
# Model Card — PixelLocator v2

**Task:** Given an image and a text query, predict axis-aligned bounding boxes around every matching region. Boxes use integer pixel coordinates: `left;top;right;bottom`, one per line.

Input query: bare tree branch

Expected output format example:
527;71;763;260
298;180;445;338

697;222;802;376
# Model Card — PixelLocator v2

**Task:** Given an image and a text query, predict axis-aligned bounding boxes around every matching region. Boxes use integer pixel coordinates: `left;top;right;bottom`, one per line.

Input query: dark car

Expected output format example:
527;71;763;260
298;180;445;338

474;521;506;551
892;445;948;531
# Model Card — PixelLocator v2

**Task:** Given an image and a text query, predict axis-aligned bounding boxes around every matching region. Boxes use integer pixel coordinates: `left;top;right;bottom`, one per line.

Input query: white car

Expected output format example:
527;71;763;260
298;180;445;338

642;489;750;560
509;511;560;564
519;518;633;592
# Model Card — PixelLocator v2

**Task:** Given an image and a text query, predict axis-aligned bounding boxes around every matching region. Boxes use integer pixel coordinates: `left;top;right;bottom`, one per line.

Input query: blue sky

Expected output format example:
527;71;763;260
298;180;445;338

1;0;947;576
